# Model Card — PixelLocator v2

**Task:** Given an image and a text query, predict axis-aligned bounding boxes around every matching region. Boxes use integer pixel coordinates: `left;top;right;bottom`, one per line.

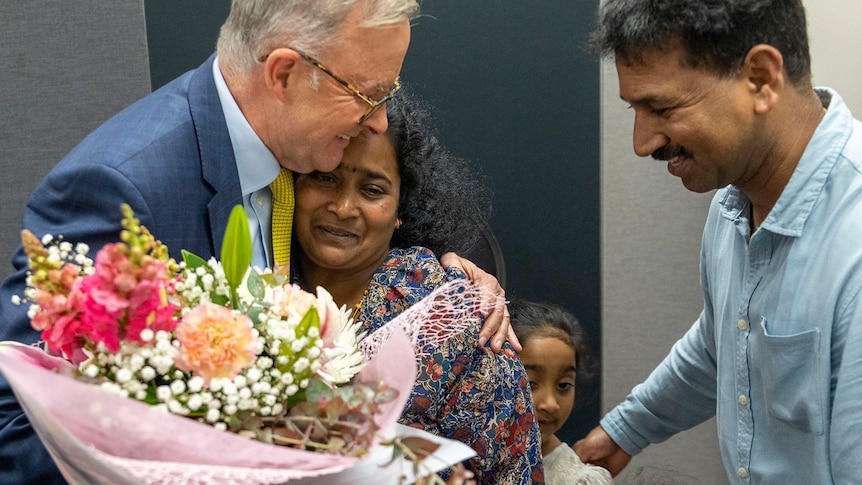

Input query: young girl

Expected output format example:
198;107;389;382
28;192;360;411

510;300;614;485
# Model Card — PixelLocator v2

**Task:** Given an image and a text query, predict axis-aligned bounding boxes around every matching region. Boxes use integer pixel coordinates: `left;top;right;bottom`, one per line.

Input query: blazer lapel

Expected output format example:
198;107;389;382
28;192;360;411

188;55;243;257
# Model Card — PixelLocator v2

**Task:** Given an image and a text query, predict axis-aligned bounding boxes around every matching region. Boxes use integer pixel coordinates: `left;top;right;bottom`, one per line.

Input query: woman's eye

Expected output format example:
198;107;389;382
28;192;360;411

362;185;385;197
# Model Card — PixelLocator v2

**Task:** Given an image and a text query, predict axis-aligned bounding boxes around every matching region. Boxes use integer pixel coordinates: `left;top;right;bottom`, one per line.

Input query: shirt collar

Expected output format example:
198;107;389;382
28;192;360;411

721;87;853;237
212;57;281;196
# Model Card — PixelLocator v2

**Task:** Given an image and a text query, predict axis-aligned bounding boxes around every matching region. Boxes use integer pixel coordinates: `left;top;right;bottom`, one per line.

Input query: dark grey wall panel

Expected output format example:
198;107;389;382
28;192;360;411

401;2;602;443
144;1;230;89
0;1;151;270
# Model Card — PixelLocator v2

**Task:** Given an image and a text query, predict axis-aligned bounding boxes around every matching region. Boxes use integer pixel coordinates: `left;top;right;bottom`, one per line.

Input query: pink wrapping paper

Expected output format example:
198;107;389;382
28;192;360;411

0;327;416;484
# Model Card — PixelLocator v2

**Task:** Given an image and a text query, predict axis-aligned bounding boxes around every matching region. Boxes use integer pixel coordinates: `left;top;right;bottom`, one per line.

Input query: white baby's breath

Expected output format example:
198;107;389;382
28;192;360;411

28;232;366;440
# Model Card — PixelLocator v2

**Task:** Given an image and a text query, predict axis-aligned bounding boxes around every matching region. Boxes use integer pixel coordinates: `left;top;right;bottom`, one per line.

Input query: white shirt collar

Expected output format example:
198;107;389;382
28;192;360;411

212;57;281;196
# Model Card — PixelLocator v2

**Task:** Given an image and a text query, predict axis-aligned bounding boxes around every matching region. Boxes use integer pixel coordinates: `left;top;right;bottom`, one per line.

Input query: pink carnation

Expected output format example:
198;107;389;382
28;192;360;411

174;303;257;385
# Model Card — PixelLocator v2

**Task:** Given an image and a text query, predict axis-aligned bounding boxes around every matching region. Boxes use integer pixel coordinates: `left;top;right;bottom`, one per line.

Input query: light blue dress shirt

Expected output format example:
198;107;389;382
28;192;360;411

212;58;281;269
602;88;862;484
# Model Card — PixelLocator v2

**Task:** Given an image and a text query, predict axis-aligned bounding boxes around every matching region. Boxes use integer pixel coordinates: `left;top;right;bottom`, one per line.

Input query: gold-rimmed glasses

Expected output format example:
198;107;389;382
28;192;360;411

258;47;401;124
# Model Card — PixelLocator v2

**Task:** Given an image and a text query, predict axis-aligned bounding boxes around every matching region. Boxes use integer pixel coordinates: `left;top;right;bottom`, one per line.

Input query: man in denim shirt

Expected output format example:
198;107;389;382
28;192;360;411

575;1;862;483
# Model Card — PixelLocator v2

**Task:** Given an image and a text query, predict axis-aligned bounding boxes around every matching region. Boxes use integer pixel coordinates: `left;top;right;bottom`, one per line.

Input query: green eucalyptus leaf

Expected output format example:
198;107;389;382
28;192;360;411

247;270;266;300
221;205;252;308
245;306;263;328
304;379;331;401
285;389;308;409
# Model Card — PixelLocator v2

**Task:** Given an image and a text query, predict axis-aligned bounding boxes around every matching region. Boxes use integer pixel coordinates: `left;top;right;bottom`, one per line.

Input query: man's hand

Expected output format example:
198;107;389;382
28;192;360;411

439;252;521;352
573;426;632;477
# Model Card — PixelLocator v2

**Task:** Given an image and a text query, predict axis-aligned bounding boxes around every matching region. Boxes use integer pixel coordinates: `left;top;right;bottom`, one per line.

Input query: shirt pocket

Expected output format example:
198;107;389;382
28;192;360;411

755;318;824;435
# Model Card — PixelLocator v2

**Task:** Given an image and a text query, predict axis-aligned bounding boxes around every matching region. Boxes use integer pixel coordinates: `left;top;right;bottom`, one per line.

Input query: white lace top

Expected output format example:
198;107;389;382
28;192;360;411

544;442;615;485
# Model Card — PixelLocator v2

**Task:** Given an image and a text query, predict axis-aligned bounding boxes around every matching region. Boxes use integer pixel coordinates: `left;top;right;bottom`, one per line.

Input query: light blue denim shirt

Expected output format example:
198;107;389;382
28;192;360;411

602;88;862;484
212;57;281;269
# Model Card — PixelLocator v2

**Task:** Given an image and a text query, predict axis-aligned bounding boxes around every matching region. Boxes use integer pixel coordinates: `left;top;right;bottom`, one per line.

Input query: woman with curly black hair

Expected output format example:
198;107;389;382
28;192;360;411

291;90;544;484
384;91;490;256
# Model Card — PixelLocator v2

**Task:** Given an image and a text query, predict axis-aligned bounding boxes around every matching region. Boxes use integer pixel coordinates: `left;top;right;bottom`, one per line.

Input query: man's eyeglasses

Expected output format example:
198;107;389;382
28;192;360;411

258;47;400;124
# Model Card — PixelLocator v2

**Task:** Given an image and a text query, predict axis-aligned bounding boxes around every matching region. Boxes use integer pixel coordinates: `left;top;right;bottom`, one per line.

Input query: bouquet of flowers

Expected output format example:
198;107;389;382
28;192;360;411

0;204;478;484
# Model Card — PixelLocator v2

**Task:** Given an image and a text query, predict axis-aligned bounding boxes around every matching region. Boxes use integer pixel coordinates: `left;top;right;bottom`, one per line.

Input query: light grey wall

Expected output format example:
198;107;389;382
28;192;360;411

600;2;862;483
600;58;721;483
0;1;151;270
808;1;862;113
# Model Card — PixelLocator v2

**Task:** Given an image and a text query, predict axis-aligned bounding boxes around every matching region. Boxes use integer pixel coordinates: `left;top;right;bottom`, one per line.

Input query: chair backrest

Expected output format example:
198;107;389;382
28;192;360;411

0;1;151;270
463;217;507;289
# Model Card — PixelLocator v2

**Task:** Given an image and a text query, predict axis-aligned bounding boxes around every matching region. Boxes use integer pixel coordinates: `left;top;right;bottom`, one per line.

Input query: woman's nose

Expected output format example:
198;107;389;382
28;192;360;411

327;190;359;218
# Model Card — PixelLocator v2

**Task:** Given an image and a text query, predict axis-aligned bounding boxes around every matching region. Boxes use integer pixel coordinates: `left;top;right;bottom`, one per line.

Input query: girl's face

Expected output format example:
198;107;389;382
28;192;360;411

519;333;576;456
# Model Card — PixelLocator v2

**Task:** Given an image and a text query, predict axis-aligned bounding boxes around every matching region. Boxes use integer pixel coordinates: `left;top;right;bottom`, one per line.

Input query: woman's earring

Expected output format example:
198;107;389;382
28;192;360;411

395;218;402;229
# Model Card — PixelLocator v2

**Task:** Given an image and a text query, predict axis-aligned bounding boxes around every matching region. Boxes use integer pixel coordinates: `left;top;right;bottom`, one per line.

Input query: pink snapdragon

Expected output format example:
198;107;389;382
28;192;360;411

37;243;180;357
79;244;178;350
174;303;258;385
38;281;87;361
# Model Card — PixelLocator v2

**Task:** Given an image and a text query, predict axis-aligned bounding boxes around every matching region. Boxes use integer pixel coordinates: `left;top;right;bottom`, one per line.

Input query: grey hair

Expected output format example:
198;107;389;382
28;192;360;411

217;0;419;74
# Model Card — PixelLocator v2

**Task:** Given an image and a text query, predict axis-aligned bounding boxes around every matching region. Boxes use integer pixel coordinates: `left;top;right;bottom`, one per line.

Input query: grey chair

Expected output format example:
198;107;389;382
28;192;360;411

463;217;507;289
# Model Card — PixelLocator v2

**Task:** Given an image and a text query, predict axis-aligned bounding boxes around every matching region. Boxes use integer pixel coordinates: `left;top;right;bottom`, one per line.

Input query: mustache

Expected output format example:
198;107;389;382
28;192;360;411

652;144;693;161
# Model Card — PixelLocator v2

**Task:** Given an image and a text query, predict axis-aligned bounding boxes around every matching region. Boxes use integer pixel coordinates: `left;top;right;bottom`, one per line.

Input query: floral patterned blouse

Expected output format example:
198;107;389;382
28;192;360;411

357;246;545;484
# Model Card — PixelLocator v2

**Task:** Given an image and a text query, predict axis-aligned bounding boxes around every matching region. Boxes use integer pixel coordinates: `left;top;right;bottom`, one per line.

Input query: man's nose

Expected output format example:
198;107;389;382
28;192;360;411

632;111;667;158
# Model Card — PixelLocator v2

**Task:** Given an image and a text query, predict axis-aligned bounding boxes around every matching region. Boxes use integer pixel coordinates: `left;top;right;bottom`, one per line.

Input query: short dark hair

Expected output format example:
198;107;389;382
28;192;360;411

592;0;812;87
385;89;491;256
509;299;598;404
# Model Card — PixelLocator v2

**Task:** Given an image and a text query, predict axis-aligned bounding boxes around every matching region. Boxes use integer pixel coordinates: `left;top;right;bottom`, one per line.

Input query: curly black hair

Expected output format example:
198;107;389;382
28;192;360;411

592;0;812;87
385;89;491;256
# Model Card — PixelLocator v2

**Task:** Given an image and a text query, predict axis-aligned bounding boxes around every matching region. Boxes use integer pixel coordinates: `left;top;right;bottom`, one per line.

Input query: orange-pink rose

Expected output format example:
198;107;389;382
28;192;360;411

174;303;257;385
269;283;317;321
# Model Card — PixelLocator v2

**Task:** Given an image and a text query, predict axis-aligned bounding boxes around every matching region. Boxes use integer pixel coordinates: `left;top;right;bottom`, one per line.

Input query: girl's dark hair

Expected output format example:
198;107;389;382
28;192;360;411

385;89;491;256
509;299;599;403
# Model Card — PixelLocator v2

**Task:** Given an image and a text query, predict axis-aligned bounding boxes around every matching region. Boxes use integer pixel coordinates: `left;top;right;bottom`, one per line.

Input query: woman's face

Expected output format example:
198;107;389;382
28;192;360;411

294;133;401;275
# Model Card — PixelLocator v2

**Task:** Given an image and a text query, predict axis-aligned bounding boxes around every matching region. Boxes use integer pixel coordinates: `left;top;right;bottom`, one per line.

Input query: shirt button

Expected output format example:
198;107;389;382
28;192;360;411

738;395;749;406
737;319;748;331
255;196;264;207
738;467;748;478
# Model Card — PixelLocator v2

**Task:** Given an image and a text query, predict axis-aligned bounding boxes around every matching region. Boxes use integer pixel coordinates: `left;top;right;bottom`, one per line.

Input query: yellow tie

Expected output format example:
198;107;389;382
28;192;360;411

270;168;294;268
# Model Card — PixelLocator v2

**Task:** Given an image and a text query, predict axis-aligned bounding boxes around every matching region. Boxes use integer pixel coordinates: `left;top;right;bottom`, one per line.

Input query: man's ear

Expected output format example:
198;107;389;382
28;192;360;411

742;44;784;114
262;48;302;102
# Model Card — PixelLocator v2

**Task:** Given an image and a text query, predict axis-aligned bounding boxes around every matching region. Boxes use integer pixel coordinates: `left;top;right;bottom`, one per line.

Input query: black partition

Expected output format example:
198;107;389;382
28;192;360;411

400;2;602;444
145;0;601;444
